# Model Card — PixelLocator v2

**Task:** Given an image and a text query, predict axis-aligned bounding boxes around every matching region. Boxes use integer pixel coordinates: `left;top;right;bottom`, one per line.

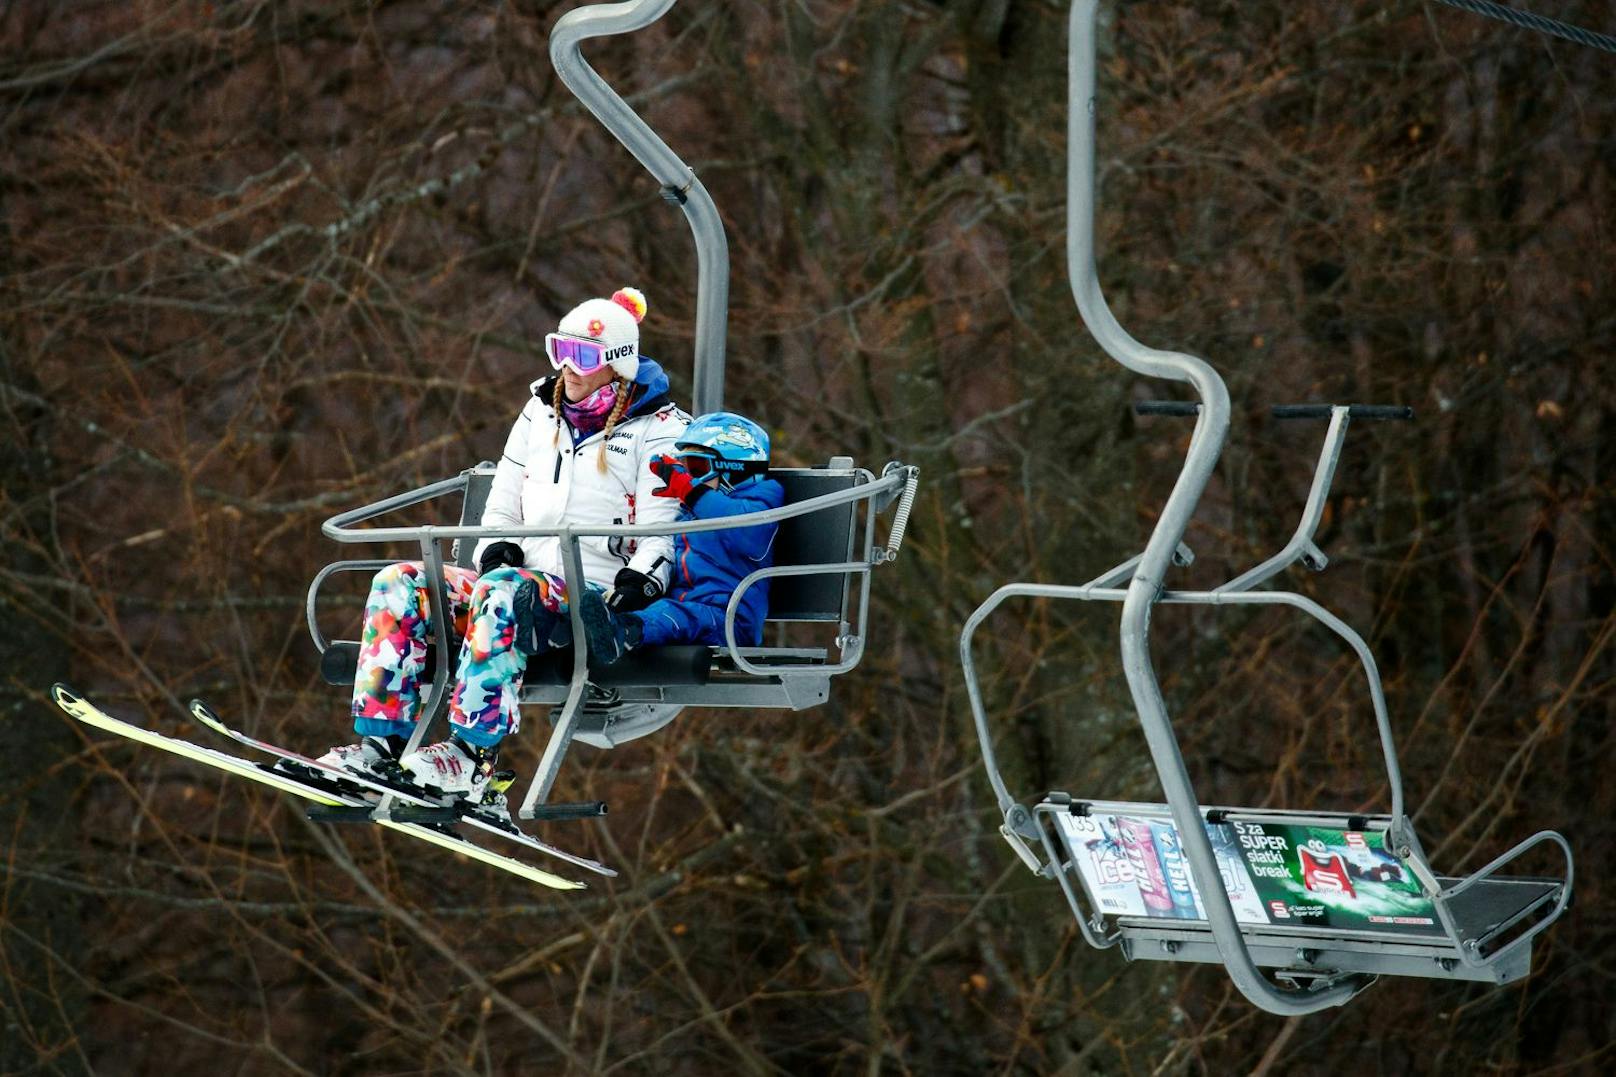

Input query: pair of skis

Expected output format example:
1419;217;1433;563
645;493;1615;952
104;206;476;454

49;683;615;891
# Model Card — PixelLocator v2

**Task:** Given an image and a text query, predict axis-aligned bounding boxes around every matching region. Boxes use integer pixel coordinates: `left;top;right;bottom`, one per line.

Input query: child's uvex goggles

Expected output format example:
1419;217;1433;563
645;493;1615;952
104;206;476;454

545;333;608;375
678;450;717;480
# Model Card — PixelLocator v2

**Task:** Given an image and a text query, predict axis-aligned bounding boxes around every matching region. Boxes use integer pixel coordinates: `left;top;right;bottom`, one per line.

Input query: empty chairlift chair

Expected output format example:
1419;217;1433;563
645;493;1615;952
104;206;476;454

960;0;1573;1017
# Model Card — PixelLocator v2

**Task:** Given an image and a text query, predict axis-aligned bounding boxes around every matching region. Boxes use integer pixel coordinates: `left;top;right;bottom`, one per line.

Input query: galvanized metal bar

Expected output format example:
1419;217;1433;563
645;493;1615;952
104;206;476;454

550;0;729;412
321;468;908;545
1036;802;1124;951
1048;797;1397;833
306;559;396;653
722;562;872;677
962;577;1408;823
1069;0;1363;1014
1184;589;1405;824
847;478;880;662
321;474;471;535
371;536;455;818
1430;829;1573;970
1216;406;1350;594
418;535;456;733
519;532;596;816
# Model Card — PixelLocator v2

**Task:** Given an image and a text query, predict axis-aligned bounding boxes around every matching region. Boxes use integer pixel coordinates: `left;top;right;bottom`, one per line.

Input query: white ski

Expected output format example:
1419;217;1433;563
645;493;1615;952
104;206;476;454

187;698;615;879
50;684;586;891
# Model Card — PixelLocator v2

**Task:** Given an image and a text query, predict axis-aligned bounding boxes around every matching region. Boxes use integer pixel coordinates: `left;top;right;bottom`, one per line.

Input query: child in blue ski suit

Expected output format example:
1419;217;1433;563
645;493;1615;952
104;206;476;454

579;411;785;661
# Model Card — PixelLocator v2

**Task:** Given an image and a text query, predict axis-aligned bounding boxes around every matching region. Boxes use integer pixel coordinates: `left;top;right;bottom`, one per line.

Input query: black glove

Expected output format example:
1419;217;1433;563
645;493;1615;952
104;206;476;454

605;567;663;613
478;540;524;576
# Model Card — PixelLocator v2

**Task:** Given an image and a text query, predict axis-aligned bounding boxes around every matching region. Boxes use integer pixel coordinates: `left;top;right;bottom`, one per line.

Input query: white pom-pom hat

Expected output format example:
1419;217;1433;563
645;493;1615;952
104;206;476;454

556;287;648;380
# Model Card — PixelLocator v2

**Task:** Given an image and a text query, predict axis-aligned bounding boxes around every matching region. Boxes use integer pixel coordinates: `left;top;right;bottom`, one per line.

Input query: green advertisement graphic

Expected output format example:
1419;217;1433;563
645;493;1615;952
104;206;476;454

1228;820;1437;934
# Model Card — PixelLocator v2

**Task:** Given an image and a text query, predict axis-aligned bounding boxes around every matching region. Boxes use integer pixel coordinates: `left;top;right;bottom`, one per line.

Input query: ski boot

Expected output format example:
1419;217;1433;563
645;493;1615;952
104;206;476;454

400;736;499;802
317;735;405;781
577;588;640;667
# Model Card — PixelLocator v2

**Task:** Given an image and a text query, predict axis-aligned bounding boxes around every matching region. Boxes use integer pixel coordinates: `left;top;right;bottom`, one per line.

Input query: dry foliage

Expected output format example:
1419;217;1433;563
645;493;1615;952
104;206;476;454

2;1;1612;1073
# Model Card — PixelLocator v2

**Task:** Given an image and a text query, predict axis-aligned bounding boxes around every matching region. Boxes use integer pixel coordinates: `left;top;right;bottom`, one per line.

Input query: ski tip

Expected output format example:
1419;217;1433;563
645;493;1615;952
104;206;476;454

50;683;82;709
188;699;228;735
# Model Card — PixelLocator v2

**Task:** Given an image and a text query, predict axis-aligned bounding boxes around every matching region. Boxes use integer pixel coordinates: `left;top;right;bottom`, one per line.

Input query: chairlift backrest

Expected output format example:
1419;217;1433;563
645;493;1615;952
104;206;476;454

760;468;859;622
455;469;495;569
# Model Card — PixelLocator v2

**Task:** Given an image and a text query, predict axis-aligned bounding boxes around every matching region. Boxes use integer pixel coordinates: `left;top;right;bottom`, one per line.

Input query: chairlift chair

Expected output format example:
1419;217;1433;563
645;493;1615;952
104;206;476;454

304;0;919;829
961;0;1572;1016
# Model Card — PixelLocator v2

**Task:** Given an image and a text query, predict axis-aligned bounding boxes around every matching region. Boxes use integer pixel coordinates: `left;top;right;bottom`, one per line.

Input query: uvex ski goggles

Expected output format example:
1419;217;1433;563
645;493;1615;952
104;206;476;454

673;446;768;482
677;450;716;480
545;333;631;375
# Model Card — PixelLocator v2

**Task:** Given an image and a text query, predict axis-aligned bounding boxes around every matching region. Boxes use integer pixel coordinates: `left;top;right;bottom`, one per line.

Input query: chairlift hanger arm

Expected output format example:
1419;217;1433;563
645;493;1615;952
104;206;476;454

550;0;729;413
1064;0;1361;1015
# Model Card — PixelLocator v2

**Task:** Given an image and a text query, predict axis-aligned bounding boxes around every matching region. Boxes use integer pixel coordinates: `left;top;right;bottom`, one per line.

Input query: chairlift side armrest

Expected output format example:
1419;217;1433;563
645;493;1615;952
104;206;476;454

722;561;874;678
306;560;397;653
1434;829;1573;970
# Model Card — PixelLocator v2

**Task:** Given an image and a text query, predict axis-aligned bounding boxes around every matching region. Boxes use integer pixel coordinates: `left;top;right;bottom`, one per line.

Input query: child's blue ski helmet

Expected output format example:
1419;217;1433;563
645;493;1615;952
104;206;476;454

676;412;770;488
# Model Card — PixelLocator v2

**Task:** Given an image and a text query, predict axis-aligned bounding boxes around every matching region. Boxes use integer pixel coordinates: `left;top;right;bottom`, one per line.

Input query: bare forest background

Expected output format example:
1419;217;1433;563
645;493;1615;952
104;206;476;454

2;1;1612;1073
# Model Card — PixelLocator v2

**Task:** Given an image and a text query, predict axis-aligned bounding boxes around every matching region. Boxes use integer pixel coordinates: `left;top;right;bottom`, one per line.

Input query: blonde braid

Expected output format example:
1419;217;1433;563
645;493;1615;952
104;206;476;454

596;376;632;474
551;378;567;448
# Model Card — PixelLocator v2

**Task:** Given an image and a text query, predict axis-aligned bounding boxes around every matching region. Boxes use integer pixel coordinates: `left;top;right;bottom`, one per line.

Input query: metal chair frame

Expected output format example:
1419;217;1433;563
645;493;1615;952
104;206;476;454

310;459;917;820
961;0;1573;1016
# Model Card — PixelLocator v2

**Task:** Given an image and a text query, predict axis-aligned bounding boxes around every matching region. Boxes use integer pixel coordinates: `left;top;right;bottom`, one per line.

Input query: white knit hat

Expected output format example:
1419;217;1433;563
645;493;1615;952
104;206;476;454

556;287;648;380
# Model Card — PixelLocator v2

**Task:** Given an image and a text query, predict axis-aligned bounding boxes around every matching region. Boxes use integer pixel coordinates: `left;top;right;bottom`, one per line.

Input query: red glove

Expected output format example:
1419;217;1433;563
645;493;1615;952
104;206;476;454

649;453;697;502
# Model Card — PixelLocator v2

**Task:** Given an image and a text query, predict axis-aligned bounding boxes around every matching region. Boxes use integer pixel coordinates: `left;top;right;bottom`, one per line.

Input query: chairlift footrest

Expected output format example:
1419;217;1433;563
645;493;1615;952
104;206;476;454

519;801;608;822
307;805;385;825
1134;400;1200;417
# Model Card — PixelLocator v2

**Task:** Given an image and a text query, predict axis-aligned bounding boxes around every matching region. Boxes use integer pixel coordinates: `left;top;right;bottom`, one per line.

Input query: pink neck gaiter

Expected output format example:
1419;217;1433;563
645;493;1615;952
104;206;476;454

560;381;621;437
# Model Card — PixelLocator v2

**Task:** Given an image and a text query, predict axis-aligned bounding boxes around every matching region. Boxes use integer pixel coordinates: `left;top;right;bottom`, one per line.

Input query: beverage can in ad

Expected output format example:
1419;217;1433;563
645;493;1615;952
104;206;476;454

1116;816;1174;915
1149;820;1200;918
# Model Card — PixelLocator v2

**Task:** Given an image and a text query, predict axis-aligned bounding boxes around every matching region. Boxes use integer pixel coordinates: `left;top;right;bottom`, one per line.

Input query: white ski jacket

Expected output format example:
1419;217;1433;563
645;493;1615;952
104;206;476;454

472;361;690;592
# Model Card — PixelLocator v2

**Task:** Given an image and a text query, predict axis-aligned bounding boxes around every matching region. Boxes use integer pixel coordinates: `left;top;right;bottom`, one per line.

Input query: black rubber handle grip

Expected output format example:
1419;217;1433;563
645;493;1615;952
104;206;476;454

524;801;608;820
1272;404;1414;421
1134;401;1201;417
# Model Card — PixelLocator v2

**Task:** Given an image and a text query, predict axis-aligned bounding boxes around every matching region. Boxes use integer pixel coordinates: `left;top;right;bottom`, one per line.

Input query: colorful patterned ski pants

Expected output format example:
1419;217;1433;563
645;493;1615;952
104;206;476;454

350;562;568;747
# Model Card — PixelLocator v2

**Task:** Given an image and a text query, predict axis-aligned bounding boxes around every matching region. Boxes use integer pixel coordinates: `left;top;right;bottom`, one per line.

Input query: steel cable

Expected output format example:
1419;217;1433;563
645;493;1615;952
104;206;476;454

1432;0;1616;54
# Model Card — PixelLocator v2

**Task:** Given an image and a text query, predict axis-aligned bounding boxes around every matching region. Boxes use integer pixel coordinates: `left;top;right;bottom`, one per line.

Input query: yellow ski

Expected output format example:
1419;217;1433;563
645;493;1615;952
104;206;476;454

50;684;585;891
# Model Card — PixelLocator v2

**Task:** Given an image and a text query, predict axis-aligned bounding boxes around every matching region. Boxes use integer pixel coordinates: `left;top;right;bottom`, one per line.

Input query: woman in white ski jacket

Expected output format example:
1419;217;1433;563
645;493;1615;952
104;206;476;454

320;287;689;798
